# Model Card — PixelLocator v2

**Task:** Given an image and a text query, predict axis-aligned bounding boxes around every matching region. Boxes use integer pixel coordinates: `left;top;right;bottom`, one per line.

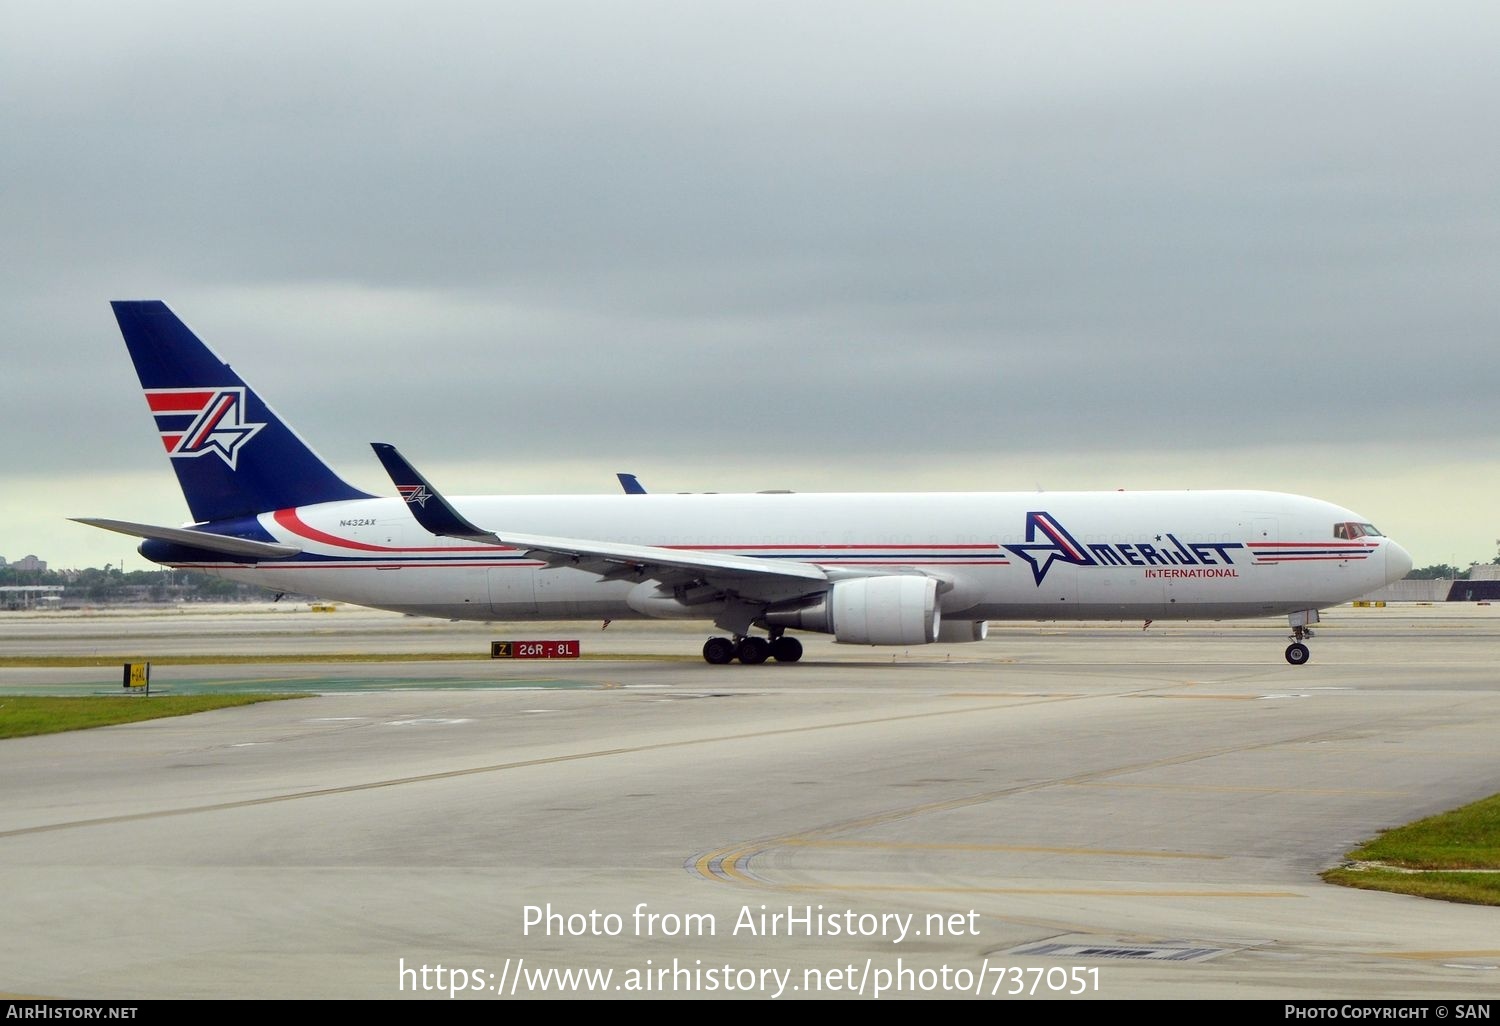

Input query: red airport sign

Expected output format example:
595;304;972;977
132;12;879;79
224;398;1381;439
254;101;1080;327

490;640;580;659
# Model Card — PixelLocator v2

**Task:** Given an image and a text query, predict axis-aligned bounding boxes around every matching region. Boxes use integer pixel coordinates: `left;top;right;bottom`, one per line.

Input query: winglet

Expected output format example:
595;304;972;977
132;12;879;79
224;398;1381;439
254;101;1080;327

370;442;501;544
616;473;646;495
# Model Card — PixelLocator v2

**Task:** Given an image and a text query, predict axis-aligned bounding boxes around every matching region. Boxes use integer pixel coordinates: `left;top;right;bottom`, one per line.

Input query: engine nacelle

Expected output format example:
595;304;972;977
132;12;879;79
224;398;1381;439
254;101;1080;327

936;620;988;643
764;576;941;646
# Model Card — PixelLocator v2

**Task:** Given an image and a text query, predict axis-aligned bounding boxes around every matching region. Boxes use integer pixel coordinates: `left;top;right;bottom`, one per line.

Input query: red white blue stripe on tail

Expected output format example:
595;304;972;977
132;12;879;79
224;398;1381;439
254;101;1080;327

111;301;372;523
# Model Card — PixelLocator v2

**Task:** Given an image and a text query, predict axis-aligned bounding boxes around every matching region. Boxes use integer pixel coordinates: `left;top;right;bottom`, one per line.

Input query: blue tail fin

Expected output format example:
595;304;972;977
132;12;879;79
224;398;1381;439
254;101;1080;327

111;300;373;523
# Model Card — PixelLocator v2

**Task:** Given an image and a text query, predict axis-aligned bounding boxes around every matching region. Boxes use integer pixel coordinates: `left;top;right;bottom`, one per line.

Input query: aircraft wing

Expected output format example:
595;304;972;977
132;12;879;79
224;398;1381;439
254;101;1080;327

370;443;829;587
460;526;831;584
71;517;303;558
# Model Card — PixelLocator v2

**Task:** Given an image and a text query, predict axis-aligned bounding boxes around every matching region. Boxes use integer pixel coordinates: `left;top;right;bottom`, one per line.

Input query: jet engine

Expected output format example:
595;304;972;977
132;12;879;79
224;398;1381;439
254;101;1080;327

763;576;941;645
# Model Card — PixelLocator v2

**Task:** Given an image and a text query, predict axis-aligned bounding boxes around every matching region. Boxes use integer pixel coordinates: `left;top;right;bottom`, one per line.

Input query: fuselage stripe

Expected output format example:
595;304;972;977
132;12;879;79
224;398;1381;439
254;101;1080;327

269;509;1012;560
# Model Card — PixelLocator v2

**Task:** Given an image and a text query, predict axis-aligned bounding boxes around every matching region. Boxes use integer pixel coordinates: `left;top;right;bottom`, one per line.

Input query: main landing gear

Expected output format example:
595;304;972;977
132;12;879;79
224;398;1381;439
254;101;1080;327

1285;625;1314;666
702;630;803;665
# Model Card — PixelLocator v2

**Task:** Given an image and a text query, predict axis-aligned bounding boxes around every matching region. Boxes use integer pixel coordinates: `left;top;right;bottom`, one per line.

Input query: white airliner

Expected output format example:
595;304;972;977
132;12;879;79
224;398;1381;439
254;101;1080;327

77;301;1413;666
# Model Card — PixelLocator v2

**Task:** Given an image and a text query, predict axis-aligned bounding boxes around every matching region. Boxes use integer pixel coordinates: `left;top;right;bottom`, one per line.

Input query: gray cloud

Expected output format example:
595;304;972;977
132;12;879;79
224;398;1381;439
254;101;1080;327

4;1;1499;567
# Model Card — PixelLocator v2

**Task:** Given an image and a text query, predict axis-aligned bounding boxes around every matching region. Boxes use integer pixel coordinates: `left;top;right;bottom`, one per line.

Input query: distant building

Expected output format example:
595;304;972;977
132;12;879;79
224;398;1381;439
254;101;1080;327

10;555;47;572
1446;563;1500;602
0;585;64;609
1363;562;1500;603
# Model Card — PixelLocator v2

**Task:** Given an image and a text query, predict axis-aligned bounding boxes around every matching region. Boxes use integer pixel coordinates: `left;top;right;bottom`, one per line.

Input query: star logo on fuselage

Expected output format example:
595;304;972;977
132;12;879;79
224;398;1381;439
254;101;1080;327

1004;511;1098;585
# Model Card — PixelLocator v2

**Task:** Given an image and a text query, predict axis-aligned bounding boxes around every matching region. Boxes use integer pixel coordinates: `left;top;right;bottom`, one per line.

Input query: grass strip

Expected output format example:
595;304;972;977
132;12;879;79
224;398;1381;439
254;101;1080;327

0;694;305;739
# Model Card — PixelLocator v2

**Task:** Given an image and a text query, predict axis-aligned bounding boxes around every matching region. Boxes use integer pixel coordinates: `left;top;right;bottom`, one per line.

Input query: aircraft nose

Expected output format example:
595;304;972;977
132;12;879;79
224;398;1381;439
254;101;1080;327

1385;539;1414;585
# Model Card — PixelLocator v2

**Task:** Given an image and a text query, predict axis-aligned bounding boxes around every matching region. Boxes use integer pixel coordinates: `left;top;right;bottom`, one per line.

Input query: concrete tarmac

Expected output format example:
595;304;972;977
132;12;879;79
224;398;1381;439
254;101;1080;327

1;602;1498;1000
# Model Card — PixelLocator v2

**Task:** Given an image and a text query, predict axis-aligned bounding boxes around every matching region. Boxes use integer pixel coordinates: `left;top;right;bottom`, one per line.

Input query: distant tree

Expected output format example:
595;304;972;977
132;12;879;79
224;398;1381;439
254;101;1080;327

74;566;127;602
0;565;63;587
1407;564;1468;580
179;572;246;599
0;561;302;604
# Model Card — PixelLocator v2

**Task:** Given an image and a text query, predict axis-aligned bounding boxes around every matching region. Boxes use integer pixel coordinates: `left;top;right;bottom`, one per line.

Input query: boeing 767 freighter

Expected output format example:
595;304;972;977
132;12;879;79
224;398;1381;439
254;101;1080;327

76;301;1412;665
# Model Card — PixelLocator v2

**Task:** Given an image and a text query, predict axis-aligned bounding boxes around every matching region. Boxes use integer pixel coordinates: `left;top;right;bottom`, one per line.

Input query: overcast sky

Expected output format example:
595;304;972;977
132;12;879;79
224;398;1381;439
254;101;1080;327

4;1;1498;571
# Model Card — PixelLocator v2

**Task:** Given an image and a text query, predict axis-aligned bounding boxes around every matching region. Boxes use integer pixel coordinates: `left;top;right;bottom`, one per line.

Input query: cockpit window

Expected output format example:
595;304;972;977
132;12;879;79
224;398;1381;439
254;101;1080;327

1333;522;1384;540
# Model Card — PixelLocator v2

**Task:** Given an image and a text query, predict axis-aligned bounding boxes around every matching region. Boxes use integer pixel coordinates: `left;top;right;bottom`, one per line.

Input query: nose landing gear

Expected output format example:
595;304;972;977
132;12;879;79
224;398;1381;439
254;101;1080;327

1285;610;1319;665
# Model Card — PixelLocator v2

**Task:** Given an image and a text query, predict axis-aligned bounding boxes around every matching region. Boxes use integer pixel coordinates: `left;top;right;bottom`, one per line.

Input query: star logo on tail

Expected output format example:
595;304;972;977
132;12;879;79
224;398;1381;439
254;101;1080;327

145;387;265;470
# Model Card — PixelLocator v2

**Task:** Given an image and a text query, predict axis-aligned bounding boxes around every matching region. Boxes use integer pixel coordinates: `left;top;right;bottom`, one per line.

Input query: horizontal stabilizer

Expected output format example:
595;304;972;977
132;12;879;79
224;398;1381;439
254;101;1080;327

71;517;302;558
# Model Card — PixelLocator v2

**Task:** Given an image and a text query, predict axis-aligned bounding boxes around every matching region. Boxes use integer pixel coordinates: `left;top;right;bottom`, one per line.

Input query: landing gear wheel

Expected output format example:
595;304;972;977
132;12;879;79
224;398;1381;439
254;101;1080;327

770;636;803;663
703;636;736;665
736;636;770;665
1285;642;1310;666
